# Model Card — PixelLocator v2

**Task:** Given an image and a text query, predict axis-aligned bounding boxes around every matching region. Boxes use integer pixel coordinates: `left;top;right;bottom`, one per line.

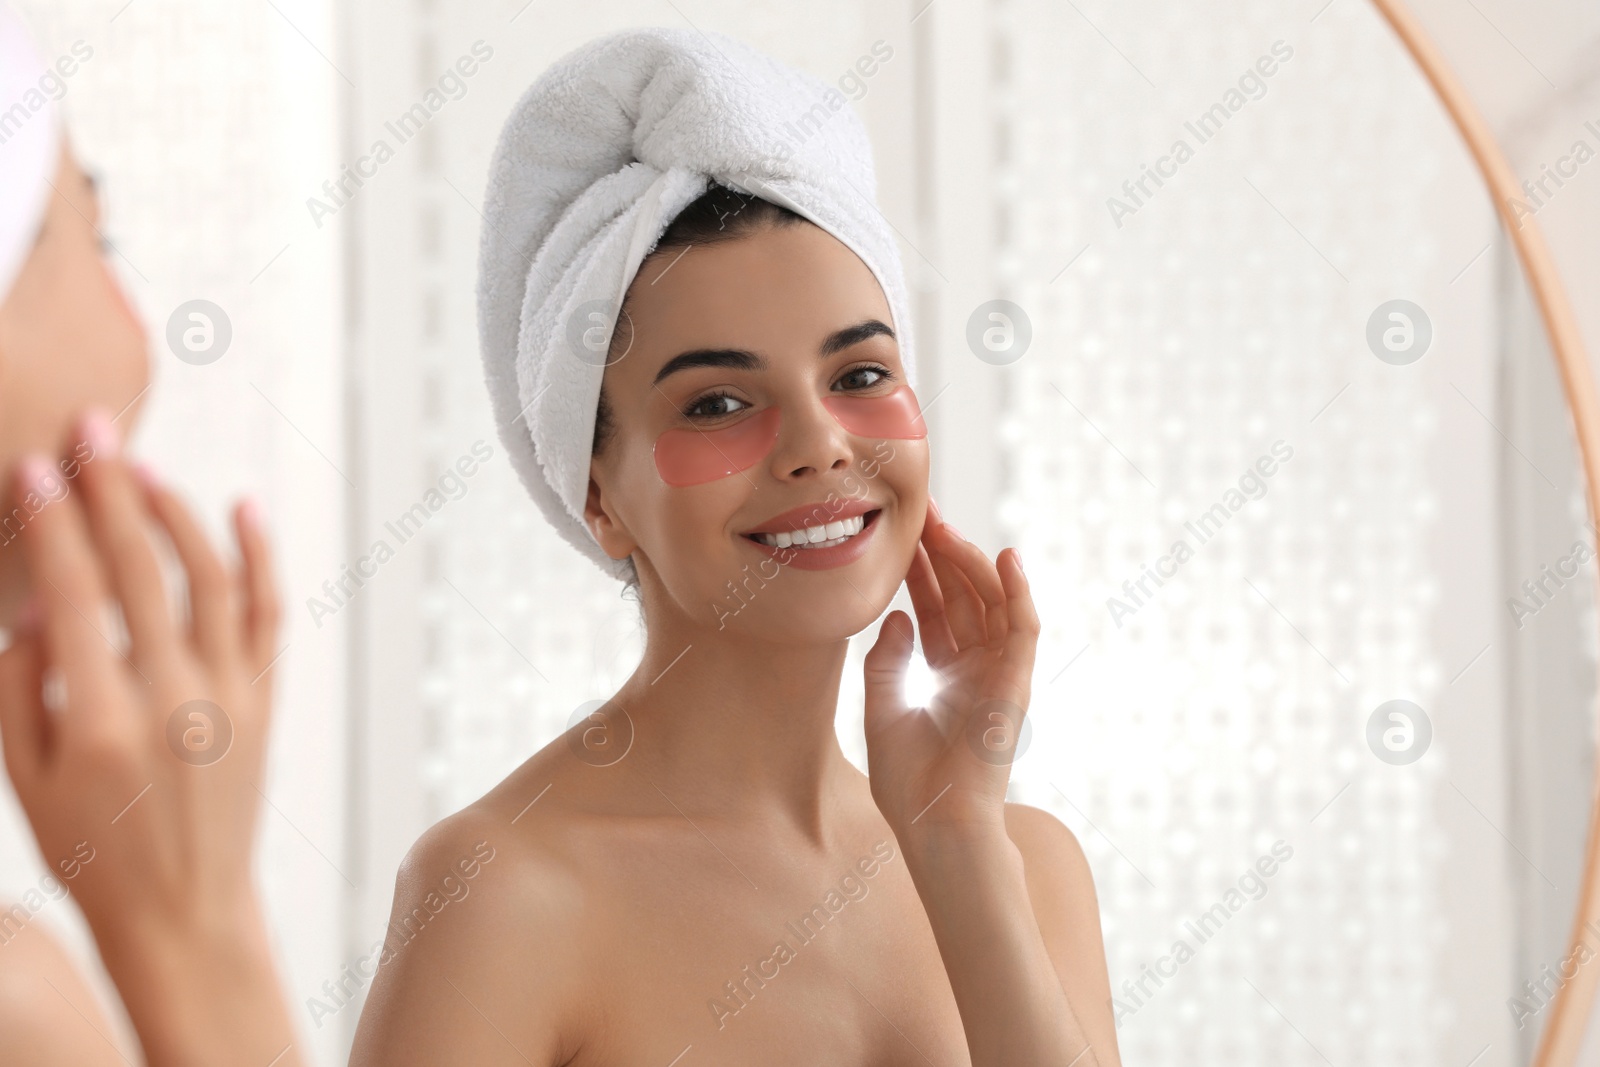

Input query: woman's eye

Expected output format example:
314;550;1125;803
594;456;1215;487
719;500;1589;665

686;392;748;420
836;364;892;391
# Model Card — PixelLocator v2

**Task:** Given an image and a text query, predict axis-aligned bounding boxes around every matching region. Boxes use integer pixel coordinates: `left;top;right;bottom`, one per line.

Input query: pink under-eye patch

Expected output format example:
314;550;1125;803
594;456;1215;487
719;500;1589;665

652;386;926;487
821;385;927;439
654;405;782;487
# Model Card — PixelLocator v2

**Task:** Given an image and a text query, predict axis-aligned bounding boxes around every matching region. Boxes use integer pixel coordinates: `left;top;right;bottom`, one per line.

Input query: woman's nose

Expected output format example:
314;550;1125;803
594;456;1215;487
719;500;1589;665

767;394;854;480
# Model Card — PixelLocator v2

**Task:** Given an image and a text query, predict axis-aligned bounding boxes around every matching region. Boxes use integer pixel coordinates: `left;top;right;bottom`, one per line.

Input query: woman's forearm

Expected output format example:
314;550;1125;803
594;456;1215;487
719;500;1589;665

94;906;304;1067
901;822;1098;1067
0;434;306;1065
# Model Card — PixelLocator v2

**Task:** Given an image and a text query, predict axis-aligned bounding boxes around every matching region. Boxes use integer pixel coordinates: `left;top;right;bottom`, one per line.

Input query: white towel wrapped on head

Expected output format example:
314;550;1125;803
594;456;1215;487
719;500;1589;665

477;26;917;583
0;4;60;305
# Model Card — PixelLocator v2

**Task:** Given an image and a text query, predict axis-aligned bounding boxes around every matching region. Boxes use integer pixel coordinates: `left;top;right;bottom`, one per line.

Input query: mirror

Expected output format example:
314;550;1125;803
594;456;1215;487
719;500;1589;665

1;1;1595;1065
925;2;1600;1064
906;1;1600;1063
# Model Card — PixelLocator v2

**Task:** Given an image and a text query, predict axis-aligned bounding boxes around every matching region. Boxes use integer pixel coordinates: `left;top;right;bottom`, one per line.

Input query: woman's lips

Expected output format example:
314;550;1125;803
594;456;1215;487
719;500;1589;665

740;496;879;536
741;508;882;571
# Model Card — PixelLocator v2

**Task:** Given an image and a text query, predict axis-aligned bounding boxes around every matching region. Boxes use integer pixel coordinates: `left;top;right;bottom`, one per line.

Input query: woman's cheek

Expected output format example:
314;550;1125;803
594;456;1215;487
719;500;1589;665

621;455;729;567
888;441;932;548
874;435;927;493
101;258;145;334
104;269;152;424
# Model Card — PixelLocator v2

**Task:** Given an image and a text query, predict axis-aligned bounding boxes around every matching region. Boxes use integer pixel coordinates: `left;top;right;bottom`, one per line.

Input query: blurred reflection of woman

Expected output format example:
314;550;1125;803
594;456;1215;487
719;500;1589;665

0;7;304;1064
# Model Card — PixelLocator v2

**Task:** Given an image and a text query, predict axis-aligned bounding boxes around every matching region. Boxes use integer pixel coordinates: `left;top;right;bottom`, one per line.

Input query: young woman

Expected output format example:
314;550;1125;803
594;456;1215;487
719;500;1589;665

351;183;1121;1065
0;7;305;1062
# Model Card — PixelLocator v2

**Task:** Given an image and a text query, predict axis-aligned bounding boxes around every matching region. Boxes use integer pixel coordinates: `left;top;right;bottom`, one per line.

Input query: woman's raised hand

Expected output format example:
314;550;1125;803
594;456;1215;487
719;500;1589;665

860;504;1110;1065
0;408;302;1066
861;498;1040;844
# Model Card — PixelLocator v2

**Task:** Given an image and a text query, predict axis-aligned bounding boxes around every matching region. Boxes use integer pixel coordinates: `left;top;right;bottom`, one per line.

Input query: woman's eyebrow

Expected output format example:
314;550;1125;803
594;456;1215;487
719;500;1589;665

652;347;761;385
820;318;894;356
651;318;896;386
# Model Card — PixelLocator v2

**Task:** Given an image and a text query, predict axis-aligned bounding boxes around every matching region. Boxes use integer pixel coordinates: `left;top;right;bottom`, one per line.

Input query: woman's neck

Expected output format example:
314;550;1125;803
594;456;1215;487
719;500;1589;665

609;626;867;845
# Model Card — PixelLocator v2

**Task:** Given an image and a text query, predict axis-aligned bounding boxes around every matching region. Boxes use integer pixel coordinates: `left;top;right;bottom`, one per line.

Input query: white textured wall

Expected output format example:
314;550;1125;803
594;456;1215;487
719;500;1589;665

940;0;1513;1062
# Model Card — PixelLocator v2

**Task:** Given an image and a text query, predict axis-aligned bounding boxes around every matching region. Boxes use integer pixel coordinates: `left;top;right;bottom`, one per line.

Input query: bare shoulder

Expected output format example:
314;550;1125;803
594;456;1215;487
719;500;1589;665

1003;802;1123;1066
350;774;597;1067
0;915;128;1066
1004;801;1096;894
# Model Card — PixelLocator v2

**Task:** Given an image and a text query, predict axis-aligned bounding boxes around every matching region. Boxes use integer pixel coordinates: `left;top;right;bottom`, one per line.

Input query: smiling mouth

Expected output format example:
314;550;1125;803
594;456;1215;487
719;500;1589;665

742;509;882;550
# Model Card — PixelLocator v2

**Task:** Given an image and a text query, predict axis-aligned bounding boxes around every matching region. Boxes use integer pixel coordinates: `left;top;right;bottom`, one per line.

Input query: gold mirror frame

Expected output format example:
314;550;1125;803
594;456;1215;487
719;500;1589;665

1367;2;1598;1062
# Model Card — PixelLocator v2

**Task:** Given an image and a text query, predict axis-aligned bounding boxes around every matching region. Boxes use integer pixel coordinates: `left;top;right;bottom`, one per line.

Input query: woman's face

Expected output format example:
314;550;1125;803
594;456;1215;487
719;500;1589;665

0;142;151;624
586;219;930;644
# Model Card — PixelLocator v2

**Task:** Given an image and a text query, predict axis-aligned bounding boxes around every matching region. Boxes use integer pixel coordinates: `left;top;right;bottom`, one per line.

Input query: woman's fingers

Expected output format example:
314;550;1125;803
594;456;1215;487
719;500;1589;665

136;470;238;668
0;632;47;788
920;523;988;649
233;498;281;677
989;548;1039;711
73;411;180;672
904;542;958;665
13;457;124;729
862;608;916;738
930;524;1010;650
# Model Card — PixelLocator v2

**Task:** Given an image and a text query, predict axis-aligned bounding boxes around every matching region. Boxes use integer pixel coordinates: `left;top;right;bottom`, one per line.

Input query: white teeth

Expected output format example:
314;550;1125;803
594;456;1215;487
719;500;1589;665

755;513;867;549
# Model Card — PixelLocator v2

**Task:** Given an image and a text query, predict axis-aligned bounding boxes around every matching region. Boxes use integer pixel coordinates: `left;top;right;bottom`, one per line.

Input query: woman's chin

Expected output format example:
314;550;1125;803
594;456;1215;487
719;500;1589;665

695;519;909;639
710;590;895;646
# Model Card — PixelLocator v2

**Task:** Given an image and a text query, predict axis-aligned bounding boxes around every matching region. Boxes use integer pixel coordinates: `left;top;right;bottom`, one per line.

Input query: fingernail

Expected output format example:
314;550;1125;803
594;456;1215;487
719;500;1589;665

929;497;944;523
131;461;159;489
81;407;120;459
1015;549;1025;574
945;524;964;541
239;496;261;529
